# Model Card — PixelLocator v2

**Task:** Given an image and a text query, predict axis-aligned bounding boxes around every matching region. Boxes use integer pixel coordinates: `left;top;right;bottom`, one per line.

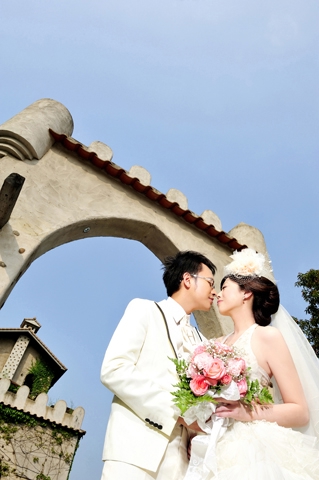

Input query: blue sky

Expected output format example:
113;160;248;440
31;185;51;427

0;1;318;478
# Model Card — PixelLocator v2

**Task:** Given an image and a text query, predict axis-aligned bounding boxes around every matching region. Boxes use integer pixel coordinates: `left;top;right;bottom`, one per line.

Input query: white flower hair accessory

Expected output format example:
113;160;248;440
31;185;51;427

224;248;274;282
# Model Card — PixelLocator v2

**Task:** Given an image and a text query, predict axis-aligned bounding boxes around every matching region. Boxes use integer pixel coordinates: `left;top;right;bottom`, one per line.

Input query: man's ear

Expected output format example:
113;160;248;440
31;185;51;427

181;272;192;290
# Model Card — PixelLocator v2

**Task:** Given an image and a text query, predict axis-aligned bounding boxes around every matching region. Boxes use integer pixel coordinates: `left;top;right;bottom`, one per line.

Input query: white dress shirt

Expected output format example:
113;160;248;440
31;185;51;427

165;297;202;359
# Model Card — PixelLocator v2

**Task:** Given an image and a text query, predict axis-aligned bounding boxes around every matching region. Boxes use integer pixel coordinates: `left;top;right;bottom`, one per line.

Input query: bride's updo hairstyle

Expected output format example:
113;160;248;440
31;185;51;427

222;248;280;326
220;274;280;326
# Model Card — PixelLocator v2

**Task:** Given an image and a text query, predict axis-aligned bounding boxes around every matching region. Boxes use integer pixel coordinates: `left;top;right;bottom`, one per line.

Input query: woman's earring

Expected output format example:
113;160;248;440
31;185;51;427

243;295;245;304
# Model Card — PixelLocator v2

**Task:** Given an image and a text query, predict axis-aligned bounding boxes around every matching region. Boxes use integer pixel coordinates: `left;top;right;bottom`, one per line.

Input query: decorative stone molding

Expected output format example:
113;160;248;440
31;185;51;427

0;335;30;380
29;391;48;417
201;209;222;231
0;98;73;161
129;165;152;186
88;140;113;162
166;188;188;210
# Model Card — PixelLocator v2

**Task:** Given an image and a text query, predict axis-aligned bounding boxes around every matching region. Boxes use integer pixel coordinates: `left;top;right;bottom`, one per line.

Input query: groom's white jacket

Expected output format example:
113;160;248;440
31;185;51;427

100;298;184;472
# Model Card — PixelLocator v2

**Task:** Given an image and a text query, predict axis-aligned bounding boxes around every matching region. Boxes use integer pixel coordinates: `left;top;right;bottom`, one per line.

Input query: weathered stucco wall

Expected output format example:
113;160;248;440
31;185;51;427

0;378;84;480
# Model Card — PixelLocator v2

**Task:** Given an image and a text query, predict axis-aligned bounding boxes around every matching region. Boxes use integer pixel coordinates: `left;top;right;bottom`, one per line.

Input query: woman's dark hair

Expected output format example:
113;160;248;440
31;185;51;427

162;251;216;297
220;275;280;326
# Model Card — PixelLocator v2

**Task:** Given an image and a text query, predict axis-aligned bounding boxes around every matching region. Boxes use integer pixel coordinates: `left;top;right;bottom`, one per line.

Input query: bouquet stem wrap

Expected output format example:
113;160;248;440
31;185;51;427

183;381;240;479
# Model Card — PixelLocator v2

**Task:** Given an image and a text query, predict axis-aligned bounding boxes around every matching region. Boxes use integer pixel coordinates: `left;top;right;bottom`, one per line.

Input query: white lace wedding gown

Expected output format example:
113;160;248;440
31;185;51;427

186;324;319;480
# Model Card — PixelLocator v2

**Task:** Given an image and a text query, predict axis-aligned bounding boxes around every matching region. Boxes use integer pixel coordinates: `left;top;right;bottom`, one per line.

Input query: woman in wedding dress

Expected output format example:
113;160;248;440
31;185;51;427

186;249;319;480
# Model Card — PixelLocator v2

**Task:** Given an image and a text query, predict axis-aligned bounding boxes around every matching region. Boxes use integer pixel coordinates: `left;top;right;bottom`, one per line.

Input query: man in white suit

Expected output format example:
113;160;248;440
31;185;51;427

100;251;217;479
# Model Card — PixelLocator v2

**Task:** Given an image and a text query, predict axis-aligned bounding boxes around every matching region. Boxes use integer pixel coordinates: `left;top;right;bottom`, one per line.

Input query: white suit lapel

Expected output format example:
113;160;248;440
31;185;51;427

155;300;179;358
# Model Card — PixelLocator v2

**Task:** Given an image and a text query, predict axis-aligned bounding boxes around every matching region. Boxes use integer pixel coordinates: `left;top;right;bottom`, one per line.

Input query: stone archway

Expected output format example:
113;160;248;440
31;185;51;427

0;99;272;338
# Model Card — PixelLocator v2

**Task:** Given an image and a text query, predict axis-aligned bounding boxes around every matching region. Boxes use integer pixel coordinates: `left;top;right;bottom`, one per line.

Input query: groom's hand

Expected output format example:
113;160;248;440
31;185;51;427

177;416;204;432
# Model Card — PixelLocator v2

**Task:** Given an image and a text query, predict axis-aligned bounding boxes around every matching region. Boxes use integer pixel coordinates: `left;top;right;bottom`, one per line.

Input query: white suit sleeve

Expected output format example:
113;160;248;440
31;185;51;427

100;298;178;436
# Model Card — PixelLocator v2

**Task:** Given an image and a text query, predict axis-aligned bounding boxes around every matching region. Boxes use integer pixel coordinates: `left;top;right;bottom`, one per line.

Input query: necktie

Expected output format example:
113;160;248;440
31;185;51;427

180;315;198;356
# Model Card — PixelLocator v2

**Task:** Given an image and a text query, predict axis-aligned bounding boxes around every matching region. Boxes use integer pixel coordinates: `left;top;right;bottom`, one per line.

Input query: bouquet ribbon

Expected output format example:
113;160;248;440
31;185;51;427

183;381;240;480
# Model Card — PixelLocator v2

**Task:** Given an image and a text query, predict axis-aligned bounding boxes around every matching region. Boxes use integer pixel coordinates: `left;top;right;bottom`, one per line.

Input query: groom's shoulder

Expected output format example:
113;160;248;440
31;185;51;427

126;297;165;311
123;298;167;322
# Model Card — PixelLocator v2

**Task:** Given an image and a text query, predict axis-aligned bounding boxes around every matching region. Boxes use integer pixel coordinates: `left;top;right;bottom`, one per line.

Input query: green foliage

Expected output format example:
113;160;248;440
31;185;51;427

28;359;55;399
243;379;274;406
0;462;10;477
36;474;51;480
66;437;81;480
8;382;19;394
0;403;38;431
63;452;73;465
0;458;15;477
172;381;217;416
294;269;319;357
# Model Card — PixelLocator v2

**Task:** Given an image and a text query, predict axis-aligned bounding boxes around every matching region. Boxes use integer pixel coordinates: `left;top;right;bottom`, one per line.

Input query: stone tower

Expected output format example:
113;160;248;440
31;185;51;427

0;318;85;480
0;317;66;389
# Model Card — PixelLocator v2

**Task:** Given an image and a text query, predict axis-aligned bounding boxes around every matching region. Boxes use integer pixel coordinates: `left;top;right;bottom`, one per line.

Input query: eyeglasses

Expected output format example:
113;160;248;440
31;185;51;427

191;274;215;289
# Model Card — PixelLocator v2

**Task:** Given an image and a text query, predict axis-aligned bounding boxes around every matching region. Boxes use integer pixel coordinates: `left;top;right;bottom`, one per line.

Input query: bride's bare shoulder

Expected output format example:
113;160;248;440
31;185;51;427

255;325;284;345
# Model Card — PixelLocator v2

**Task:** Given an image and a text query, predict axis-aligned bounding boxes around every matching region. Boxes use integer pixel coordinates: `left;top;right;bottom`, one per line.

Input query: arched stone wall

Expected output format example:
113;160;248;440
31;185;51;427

0;99;271;338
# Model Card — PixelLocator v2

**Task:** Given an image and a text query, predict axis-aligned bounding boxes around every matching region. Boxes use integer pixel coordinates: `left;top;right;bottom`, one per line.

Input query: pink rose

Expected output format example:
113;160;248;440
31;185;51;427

204;357;226;380
220;374;232;385
192;352;214;372
227;358;246;377
192;345;207;357
192;353;226;380
238;358;246;373
190;375;209;396
187;363;198;378
237;378;248;397
205;377;218;386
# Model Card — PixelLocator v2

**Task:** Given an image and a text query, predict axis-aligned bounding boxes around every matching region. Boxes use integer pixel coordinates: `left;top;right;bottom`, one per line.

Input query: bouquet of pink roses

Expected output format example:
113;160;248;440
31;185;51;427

171;340;273;416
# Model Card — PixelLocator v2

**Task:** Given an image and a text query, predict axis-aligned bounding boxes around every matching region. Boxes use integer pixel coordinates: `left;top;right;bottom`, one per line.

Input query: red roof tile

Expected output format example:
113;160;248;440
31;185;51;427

49;130;247;251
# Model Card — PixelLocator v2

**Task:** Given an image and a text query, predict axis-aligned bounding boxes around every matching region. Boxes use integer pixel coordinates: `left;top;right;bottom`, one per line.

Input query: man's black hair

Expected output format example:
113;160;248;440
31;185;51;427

162;250;216;297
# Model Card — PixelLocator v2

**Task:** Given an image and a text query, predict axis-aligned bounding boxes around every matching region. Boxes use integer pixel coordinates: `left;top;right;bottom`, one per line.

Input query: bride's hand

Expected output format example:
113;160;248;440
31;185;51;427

177;416;205;432
215;399;254;422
